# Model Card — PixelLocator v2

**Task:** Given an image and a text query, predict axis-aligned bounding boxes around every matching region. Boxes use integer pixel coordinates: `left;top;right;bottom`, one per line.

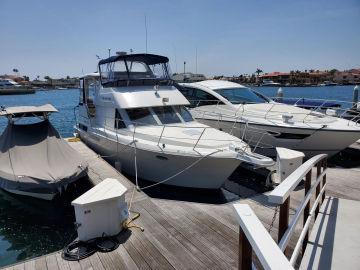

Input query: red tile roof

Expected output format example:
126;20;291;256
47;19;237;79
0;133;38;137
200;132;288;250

260;72;290;77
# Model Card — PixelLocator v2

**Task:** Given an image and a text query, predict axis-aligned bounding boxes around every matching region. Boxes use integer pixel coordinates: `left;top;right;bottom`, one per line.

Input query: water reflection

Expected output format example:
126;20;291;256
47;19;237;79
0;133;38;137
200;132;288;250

0;178;91;267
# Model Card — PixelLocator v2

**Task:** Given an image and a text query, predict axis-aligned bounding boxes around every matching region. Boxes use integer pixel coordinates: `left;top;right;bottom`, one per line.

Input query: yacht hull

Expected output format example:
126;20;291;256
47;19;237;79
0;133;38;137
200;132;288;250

198;119;360;157
77;129;241;189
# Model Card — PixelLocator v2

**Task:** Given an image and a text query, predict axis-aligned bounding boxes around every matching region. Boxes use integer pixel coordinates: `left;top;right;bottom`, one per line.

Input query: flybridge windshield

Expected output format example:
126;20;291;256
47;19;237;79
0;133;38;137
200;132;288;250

99;60;172;87
214;87;270;104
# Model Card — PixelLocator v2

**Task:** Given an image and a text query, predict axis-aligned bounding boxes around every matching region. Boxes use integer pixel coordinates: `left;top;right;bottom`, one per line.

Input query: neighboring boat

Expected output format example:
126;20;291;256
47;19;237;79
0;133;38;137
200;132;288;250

0;79;35;95
261;79;281;87
319;81;338;86
76;53;273;189
178;80;360;157
0;104;88;200
0;78;21;88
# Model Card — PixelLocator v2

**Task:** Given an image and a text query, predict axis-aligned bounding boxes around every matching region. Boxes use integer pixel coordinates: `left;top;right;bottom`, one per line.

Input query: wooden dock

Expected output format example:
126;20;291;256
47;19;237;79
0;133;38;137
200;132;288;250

2;141;360;270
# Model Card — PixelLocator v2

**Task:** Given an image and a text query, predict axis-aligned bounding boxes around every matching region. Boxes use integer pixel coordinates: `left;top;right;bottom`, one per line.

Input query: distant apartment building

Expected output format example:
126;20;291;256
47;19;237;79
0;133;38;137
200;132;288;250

333;69;360;84
259;69;360;85
172;73;206;82
31;77;80;88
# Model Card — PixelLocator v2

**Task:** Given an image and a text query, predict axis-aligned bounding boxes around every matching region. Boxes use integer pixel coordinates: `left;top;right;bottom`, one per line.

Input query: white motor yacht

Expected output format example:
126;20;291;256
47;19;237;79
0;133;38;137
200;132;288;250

75;53;273;189
0;78;21;88
179;80;360;157
0;78;35;95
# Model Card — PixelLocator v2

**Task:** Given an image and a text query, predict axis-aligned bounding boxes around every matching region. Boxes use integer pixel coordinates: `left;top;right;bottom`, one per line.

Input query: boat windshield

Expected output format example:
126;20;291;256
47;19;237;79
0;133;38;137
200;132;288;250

126;108;157;126
174;106;194;122
153;106;182;124
214;87;270;104
99;59;172;87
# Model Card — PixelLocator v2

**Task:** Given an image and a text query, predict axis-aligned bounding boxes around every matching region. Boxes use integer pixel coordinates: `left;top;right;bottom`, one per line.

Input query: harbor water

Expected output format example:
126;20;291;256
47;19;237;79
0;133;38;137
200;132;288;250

0;85;358;267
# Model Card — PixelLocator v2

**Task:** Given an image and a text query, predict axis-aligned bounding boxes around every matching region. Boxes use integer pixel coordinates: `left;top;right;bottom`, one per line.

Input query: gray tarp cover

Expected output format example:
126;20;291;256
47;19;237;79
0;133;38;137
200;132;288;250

0;120;87;194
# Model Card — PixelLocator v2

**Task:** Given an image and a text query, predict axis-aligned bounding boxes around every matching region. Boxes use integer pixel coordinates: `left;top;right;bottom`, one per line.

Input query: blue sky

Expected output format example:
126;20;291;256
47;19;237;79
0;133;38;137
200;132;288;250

0;0;359;79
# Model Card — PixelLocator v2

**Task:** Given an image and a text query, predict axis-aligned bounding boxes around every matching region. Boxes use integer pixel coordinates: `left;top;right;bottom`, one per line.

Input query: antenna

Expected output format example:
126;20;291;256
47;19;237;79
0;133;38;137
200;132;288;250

173;45;178;74
195;47;198;74
144;14;148;53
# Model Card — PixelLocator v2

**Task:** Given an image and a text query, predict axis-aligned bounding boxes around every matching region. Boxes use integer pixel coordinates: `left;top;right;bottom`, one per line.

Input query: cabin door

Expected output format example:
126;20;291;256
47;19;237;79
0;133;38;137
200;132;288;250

80;78;96;117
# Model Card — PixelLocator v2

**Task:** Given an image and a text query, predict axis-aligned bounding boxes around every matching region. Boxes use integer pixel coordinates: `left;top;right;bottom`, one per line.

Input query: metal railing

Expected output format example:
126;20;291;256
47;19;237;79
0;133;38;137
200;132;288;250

191;108;283;150
233;154;328;269
77;112;250;154
189;98;360;126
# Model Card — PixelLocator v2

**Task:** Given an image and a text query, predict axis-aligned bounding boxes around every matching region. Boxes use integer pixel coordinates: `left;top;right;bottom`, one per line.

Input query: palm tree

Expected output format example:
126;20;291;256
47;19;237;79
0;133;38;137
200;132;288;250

255;68;263;76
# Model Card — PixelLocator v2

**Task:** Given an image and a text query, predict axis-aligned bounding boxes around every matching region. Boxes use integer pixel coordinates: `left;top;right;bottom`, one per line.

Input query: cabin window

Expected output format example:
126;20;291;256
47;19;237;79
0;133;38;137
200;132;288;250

153;106;181;124
114;109;126;129
174;106;193;122
193;89;223;106
179;87;194;99
179;87;198;107
126;108;157;126
214;88;268;104
128;61;148;73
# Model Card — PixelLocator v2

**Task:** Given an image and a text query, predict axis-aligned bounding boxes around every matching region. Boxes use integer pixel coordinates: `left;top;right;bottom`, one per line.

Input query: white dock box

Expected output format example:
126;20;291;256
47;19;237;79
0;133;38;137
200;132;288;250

276;147;305;182
72;178;129;241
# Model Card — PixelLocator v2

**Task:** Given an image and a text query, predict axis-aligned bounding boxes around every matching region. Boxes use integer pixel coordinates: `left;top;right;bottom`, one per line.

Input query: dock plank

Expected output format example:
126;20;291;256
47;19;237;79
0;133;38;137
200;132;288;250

78;257;93;270
115;246;140;270
23;260;35;270
127;228;173;270
87;254;104;270
142;199;233;269
45;255;59;270
12;264;24;270
67;260;82;270
131;201;207;269
34;257;47;270
122;240;151;270
55;253;70;270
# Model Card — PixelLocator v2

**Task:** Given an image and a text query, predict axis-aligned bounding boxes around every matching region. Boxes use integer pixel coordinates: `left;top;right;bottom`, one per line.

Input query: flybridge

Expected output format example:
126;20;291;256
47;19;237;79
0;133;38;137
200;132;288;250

98;53;172;87
98;53;169;65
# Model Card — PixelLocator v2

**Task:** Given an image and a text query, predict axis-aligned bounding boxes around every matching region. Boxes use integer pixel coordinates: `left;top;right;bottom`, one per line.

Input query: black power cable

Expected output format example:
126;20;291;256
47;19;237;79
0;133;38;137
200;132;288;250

61;233;120;261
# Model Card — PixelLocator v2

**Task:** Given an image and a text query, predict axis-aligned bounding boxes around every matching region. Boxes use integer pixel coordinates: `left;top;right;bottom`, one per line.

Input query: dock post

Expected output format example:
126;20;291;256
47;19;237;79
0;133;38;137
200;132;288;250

303;171;312;254
353;85;359;109
322;159;327;202
278;197;290;250
315;163;321;219
239;226;252;270
277;87;283;102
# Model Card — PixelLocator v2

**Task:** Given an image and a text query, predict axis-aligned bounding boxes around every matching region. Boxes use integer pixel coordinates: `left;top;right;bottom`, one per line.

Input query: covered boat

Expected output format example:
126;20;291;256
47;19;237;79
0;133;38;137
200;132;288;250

0;104;88;200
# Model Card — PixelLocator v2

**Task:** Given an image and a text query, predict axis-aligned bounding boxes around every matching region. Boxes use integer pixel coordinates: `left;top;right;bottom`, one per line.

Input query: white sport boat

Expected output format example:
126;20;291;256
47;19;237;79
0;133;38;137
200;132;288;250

179;80;360;157
75;53;273;189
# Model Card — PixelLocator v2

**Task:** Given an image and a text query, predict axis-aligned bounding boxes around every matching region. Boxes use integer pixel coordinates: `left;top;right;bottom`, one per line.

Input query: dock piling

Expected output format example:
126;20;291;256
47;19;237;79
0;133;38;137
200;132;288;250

277;87;283;101
353;85;359;109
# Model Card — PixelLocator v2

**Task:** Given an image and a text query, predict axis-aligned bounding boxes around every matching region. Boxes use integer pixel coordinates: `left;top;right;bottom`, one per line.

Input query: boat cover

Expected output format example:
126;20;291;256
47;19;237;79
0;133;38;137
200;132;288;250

0;120;87;196
0;104;58;117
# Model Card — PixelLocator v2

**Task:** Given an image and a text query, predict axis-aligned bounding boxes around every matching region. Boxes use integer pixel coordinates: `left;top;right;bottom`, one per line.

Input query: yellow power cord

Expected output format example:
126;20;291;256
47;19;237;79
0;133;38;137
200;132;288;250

122;212;144;231
67;137;81;142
